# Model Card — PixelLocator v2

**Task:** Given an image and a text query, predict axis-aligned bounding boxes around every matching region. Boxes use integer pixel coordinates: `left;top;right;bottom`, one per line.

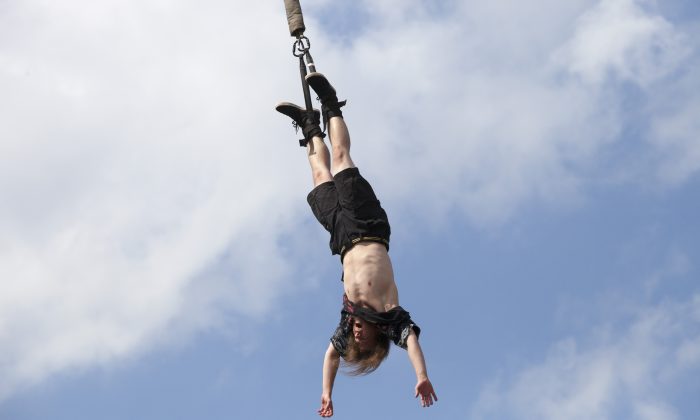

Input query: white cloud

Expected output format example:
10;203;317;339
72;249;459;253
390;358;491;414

308;0;698;226
647;59;700;185
471;294;700;420
555;0;689;86
0;0;309;400
551;0;700;187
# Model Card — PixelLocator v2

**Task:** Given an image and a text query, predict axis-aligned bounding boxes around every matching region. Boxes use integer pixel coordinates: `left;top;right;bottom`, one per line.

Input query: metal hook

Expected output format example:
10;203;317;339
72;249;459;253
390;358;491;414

292;36;311;57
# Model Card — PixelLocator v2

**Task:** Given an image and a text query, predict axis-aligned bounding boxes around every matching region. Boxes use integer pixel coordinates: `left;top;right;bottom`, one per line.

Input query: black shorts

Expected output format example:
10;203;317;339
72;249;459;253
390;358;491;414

307;167;391;259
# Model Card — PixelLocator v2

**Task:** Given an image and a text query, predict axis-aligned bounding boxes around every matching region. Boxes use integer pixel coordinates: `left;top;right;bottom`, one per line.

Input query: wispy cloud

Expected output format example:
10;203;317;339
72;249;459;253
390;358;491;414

319;0;698;226
0;0;308;400
555;0;690;86
648;58;700;185
471;294;700;420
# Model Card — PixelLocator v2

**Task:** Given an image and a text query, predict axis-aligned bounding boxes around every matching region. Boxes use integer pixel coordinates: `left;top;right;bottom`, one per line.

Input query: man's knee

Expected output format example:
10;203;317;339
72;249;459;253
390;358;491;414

332;148;352;165
313;168;333;186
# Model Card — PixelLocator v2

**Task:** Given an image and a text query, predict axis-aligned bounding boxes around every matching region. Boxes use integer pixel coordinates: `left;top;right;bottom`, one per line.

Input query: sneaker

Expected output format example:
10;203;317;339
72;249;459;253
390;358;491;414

275;102;324;146
305;72;347;123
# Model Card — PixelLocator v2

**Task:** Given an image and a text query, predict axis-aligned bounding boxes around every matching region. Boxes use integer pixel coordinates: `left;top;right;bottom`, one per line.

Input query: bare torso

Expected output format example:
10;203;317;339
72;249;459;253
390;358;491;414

342;242;399;312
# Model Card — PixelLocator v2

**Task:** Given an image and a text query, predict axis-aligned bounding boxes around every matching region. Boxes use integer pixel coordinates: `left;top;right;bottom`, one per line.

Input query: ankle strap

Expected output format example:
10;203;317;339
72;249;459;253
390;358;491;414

321;100;347;131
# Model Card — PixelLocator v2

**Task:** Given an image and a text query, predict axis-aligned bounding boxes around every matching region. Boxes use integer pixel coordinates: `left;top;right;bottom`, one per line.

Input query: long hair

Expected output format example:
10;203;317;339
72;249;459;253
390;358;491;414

341;330;391;376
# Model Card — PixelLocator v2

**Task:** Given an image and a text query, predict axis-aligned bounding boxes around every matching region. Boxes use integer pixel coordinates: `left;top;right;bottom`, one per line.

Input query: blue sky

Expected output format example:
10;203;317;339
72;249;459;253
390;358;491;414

1;1;699;419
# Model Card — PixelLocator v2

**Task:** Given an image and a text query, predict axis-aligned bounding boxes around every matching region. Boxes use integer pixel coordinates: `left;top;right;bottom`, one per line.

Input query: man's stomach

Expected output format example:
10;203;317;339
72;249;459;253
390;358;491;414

342;242;399;312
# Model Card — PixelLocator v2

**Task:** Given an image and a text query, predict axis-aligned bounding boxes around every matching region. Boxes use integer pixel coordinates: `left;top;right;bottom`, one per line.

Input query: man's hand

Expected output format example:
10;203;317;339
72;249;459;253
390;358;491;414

415;377;438;408
318;394;334;417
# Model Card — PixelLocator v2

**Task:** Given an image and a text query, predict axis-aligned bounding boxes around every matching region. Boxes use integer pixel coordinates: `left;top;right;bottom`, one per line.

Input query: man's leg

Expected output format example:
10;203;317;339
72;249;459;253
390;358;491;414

275;101;333;187
306;73;355;176
327;116;355;176
307;134;333;187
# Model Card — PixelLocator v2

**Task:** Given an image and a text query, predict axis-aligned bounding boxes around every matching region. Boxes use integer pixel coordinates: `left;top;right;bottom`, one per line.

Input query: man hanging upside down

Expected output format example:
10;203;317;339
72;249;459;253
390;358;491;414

276;73;438;417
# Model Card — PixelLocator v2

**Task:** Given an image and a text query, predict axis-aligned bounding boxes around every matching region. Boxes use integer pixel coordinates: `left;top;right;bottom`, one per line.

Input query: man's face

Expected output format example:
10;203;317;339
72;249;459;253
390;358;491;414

352;318;377;351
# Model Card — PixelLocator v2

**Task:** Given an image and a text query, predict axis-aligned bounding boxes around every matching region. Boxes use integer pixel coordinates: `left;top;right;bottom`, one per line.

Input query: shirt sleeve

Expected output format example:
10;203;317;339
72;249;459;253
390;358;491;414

382;307;421;350
330;312;351;357
391;321;421;350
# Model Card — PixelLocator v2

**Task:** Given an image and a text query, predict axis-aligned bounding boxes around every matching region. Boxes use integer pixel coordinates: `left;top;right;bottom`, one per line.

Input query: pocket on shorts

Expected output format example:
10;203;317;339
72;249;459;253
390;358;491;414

337;173;379;211
308;183;340;232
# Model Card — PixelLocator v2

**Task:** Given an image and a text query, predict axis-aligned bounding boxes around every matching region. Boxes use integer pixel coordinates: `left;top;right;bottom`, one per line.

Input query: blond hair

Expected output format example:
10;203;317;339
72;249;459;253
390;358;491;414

342;332;390;376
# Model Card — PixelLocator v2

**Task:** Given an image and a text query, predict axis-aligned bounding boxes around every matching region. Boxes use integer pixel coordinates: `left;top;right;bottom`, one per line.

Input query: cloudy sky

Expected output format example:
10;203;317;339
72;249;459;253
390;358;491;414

1;0;699;419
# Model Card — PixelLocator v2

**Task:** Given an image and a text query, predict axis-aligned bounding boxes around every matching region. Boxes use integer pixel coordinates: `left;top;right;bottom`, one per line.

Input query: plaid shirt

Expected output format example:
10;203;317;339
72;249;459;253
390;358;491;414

330;294;421;357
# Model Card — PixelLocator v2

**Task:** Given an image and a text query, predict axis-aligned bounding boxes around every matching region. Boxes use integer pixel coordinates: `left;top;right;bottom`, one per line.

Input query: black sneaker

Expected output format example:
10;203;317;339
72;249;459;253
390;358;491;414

305;72;347;123
275;102;324;146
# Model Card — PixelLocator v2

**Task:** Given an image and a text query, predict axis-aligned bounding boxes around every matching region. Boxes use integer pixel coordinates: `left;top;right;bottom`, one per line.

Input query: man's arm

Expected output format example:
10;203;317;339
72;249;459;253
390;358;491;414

318;343;340;417
406;331;438;407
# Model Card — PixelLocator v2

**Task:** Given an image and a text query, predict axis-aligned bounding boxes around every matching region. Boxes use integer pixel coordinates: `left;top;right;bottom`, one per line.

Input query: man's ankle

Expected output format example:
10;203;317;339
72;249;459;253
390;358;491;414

275;101;325;146
322;101;346;122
